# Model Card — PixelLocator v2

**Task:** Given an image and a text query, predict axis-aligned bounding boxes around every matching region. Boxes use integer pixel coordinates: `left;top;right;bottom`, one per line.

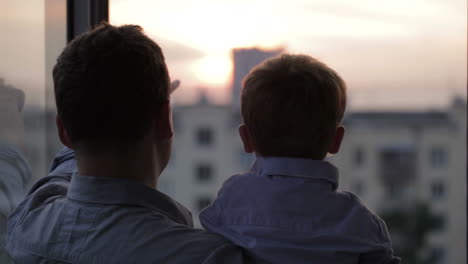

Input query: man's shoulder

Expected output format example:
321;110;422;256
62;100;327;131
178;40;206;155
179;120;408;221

6;183;246;264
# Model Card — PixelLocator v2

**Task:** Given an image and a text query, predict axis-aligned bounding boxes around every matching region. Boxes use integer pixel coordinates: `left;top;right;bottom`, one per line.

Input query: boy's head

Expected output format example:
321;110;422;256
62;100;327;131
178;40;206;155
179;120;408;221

239;54;347;160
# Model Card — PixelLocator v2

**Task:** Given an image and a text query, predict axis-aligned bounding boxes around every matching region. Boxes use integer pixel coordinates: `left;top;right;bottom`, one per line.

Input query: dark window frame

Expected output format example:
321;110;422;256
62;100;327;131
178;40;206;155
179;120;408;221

195;163;213;183
196;126;214;146
67;0;109;42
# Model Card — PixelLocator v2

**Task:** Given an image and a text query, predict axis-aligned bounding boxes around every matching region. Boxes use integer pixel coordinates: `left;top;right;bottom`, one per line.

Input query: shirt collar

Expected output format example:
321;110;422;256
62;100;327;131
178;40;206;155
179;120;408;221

67;173;193;226
252;157;339;189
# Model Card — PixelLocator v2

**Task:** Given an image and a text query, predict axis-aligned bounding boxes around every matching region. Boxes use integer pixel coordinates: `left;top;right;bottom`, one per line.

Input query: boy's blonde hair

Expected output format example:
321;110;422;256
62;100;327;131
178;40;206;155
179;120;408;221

241;54;347;159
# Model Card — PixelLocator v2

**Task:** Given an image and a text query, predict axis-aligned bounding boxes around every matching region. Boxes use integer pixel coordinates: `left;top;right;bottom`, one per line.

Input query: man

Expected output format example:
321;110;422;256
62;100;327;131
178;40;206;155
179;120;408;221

5;24;247;263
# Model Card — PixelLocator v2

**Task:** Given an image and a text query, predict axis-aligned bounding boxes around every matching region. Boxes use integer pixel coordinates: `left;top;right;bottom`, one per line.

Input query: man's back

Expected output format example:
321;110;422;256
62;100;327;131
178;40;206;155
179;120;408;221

6;149;245;263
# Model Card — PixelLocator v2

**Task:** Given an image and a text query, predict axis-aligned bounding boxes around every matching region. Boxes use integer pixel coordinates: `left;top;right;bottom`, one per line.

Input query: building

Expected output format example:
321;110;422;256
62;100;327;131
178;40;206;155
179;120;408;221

330;97;467;264
160;94;252;227
231;47;283;107
158;46;466;263
159;95;466;263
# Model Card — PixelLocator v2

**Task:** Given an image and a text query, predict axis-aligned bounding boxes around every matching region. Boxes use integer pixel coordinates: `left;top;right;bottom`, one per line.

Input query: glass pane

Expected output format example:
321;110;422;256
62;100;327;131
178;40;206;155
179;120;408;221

0;0;66;262
110;1;467;263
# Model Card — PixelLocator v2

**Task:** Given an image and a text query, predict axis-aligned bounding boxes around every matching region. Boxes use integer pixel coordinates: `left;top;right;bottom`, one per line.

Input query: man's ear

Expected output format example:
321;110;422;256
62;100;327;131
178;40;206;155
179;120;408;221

56;115;73;149
155;101;173;140
328;126;345;155
239;124;255;153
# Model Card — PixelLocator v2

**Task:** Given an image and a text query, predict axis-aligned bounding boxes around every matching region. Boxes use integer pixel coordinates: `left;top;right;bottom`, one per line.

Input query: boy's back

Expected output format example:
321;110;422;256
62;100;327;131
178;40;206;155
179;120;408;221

200;54;400;263
200;157;399;263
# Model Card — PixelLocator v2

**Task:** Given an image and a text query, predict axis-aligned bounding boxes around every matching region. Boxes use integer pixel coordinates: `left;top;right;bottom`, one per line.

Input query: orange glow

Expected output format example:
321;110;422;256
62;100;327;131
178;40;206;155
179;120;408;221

110;0;467;106
192;55;232;86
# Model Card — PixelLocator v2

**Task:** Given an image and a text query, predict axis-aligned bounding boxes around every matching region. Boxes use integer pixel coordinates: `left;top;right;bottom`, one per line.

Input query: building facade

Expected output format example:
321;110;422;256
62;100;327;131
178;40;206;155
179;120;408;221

158;46;466;263
159;97;466;263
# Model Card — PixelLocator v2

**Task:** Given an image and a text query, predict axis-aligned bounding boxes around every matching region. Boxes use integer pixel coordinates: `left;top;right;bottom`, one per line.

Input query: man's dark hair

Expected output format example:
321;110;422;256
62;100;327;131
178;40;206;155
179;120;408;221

241;54;347;160
53;23;170;150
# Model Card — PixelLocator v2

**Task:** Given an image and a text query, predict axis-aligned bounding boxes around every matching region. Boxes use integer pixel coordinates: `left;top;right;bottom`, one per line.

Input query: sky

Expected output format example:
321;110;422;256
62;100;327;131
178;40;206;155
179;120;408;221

111;0;467;109
0;0;466;110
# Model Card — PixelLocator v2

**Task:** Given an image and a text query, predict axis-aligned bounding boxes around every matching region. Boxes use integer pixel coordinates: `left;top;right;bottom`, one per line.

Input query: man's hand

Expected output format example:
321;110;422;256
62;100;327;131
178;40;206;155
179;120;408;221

170;80;180;94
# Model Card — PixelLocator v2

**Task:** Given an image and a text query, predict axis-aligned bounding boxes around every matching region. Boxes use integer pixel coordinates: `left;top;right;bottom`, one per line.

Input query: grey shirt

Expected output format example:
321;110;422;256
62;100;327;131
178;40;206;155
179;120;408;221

5;148;248;263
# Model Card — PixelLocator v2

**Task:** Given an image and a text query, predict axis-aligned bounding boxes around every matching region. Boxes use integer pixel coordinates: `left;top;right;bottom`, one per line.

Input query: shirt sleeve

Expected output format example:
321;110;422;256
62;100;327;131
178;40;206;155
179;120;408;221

5;148;74;239
359;217;401;264
359;248;401;264
0;143;31;219
199;175;240;232
203;242;262;264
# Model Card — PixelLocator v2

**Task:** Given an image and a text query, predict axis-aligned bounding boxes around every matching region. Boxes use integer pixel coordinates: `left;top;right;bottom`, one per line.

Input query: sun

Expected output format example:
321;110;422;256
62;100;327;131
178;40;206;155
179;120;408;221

192;55;232;86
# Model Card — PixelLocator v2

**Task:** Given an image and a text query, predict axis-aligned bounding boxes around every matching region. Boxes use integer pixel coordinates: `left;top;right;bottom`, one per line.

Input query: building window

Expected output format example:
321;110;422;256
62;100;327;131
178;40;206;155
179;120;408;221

433;215;446;232
195;164;213;183
196;127;213;146
429;247;445;264
196;196;212;211
353;147;365;168
387;183;404;200
379;146;417;186
431;181;445;199
429;147;447;168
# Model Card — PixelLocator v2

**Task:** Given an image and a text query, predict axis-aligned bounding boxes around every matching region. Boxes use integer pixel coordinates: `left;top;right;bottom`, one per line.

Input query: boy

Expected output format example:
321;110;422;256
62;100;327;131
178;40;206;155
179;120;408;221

200;54;400;264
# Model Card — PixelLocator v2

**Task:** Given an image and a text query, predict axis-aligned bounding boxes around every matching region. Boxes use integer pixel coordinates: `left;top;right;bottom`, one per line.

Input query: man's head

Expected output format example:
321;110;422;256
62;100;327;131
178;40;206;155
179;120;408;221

239;54;347;160
53;24;172;169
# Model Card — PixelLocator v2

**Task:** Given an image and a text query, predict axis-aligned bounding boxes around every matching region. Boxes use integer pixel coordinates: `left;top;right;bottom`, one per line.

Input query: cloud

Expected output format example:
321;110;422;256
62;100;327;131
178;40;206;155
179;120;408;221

149;35;205;62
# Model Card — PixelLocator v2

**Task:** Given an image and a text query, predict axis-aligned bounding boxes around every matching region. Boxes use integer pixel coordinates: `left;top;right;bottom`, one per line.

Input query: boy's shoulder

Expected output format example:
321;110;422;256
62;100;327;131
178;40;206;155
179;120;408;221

334;190;391;241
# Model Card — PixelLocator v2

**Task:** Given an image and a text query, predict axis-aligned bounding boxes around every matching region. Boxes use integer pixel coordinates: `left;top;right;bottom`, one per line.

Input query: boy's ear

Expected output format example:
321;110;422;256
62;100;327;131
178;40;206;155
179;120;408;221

328;126;345;155
239;124;255;153
56;115;73;149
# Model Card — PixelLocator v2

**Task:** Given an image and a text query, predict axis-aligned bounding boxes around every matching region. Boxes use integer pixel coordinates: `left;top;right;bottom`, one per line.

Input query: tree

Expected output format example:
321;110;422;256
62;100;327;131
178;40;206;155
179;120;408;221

381;202;444;264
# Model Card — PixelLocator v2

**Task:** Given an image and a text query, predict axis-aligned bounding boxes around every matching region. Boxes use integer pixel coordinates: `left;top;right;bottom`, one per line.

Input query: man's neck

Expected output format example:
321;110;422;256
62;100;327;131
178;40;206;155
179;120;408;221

76;146;159;188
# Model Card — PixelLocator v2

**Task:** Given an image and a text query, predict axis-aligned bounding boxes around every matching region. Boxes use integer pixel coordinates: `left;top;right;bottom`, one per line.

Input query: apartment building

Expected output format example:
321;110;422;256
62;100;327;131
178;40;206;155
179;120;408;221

159;96;466;263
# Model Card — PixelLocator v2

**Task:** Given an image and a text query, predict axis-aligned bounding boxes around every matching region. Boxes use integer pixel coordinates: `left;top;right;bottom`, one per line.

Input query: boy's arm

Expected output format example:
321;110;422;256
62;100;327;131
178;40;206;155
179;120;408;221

359;217;401;264
199;175;240;232
359;248;401;264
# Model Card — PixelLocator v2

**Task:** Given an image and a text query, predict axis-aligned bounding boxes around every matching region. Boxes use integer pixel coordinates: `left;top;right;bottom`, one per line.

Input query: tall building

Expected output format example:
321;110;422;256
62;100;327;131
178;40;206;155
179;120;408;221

231;47;283;107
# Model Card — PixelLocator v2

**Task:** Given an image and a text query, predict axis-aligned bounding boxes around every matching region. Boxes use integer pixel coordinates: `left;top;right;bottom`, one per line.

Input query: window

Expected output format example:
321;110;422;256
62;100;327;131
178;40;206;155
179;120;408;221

353;147;365;168
431;181;445;199
433;215;446;232
429;147;447;168
429;247;446;264
110;1;467;262
196;196;212;212
379;146;417;185
195;164;213;183
387;183;404;200
196;127;213;146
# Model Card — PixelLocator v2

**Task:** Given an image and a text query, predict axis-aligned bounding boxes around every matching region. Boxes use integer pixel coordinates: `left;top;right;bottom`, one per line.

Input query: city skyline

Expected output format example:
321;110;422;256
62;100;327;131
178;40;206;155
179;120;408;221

0;0;466;110
111;0;467;109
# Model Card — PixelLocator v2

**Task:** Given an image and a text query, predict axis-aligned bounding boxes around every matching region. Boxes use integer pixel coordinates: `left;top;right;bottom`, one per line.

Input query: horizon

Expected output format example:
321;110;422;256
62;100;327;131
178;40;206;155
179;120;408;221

0;0;466;110
110;0;467;109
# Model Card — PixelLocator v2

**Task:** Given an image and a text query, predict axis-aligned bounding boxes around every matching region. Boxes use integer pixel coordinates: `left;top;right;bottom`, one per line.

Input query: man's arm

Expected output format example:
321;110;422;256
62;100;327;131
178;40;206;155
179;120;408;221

6;147;76;238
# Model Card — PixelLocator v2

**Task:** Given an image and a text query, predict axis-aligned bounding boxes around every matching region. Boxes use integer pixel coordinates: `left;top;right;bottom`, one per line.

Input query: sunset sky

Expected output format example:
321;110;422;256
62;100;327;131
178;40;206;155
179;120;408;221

0;0;466;110
111;0;467;109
